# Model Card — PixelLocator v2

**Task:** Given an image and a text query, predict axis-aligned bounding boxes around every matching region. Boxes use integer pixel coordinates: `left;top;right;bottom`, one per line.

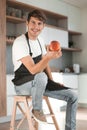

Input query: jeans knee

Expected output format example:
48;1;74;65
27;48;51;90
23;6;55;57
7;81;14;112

34;72;48;89
71;90;78;103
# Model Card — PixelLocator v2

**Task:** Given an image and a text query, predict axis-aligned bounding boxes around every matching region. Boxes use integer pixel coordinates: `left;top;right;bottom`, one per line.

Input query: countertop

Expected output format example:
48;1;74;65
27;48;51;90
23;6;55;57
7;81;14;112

51;72;87;75
52;72;79;75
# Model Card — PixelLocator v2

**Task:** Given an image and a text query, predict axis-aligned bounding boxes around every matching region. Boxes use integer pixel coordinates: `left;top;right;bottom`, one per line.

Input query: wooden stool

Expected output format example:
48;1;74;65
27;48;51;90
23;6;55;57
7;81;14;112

10;95;60;130
10;95;36;130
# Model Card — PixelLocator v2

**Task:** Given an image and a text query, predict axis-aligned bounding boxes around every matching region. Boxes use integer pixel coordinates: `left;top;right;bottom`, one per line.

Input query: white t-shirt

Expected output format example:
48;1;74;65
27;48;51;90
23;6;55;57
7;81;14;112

12;34;47;71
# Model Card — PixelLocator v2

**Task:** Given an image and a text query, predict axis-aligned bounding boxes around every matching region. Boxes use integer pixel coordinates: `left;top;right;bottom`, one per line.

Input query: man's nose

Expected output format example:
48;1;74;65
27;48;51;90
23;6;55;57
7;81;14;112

34;23;39;28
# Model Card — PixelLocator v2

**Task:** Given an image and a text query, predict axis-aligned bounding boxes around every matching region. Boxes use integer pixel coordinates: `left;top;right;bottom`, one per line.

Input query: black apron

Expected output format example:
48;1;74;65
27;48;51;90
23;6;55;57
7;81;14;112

12;32;43;86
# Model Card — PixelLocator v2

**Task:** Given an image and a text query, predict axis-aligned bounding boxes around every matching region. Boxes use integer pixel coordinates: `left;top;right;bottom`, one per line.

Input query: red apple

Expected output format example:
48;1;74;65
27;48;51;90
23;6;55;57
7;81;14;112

49;40;61;51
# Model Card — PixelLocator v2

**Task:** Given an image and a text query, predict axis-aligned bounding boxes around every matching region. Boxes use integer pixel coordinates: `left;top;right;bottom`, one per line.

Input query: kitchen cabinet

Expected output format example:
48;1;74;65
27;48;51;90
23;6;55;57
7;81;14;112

63;74;78;89
52;72;78;89
52;72;63;84
51;72;78;108
78;74;87;104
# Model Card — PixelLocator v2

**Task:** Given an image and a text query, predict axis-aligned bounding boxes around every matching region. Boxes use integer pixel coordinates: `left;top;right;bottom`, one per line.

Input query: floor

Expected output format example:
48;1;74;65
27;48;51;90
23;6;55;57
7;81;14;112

0;106;87;130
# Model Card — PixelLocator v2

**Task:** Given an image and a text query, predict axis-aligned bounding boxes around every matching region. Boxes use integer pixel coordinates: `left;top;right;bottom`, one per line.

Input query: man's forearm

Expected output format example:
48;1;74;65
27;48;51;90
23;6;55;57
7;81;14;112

44;64;53;80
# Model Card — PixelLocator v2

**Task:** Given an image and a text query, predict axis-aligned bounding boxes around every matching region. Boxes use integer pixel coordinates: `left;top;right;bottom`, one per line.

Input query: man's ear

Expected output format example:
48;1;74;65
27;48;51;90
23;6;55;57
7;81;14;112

26;21;28;31
26;21;28;26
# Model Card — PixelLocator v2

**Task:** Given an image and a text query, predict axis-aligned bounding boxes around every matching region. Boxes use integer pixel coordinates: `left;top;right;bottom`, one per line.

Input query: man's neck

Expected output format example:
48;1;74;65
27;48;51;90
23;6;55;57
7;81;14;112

28;32;37;40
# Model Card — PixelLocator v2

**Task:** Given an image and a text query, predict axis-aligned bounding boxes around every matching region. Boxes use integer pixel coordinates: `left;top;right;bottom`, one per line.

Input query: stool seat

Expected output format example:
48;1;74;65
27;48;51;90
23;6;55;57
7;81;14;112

10;95;60;130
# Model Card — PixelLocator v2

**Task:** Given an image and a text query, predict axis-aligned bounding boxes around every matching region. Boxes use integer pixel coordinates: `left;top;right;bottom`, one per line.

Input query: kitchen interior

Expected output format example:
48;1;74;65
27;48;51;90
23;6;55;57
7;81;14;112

0;0;87;130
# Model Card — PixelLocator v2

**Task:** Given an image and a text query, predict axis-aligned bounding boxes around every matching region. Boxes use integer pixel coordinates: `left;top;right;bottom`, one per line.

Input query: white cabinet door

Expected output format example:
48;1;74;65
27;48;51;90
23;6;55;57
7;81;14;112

39;26;50;45
52;72;63;83
40;26;68;47
63;74;78;89
52;72;78;89
78;74;87;104
67;5;82;32
48;27;68;47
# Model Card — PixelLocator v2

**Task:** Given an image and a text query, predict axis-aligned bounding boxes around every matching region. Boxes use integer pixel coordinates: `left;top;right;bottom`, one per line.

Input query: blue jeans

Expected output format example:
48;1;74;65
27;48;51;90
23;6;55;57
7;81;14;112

15;72;47;110
44;89;78;130
15;72;78;130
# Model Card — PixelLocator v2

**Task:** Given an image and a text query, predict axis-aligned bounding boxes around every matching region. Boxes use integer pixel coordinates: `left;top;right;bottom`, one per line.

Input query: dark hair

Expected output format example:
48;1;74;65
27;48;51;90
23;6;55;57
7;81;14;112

27;9;47;23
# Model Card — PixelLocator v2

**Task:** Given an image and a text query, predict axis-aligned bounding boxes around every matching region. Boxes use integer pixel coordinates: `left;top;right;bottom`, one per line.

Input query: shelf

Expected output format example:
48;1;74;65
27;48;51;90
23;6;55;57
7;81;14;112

6;39;14;45
68;30;82;52
68;30;82;35
7;0;67;19
6;15;67;31
7;0;67;29
7;0;34;11
6;39;82;52
62;47;82;52
6;15;26;23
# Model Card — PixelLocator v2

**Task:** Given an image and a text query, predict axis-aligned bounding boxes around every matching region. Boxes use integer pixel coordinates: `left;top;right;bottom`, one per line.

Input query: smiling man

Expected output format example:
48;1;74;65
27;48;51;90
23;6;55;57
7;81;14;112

12;9;62;123
12;9;78;130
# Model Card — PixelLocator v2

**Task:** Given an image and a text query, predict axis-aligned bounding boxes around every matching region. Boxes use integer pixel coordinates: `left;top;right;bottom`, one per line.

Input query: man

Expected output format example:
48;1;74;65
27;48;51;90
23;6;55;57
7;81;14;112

12;9;78;130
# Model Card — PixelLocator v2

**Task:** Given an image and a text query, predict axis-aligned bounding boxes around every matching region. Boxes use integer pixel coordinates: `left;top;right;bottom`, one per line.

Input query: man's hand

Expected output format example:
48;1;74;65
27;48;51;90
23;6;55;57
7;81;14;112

46;45;62;60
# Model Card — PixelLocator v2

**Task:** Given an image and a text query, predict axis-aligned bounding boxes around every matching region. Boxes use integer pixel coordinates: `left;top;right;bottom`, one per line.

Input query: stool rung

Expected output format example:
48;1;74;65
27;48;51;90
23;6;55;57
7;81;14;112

45;113;55;117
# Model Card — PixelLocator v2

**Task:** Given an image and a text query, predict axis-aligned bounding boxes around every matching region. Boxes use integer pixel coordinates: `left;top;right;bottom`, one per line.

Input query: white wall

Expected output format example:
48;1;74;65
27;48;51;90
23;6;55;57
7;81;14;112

17;0;68;16
73;8;87;72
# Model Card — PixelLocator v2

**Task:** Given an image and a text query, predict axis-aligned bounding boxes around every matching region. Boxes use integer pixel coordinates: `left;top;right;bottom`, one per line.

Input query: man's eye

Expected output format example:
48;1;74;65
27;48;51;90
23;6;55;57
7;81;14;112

31;21;35;24
38;23;42;25
38;22;43;26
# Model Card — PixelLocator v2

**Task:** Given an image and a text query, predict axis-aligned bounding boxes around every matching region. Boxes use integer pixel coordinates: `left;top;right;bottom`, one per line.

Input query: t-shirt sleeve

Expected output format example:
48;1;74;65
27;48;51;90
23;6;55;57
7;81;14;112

12;35;29;61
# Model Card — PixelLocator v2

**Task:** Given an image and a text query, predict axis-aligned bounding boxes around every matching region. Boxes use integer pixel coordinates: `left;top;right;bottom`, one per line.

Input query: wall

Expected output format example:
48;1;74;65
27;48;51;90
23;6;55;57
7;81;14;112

6;45;14;74
49;51;72;72
73;8;87;72
17;0;68;16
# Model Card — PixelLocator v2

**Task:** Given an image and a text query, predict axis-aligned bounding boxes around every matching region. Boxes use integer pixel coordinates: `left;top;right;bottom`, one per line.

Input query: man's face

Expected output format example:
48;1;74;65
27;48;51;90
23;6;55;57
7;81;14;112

27;17;45;40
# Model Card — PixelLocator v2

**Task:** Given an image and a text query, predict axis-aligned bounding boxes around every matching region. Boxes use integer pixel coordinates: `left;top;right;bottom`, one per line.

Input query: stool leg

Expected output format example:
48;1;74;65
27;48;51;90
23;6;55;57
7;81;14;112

24;99;35;130
44;96;60;130
32;117;38;130
35;122;38;130
16;103;27;129
10;98;17;130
